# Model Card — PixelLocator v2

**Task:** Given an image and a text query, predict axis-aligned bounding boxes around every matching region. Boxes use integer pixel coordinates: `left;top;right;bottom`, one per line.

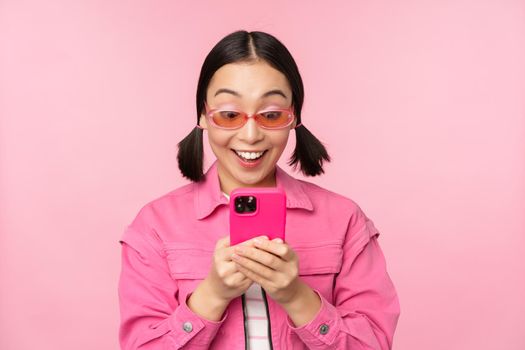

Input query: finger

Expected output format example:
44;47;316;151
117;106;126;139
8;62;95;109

222;236;269;261
236;235;269;248
233;245;282;270
231;270;248;281
215;235;230;249
234;263;269;289
215;247;233;262
240;276;254;290
215;236;239;261
225;271;251;285
231;252;275;280
253;237;294;261
215;261;238;278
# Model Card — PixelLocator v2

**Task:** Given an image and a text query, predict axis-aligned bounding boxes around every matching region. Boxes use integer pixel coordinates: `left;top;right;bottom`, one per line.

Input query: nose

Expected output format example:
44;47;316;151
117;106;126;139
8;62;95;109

237;116;264;144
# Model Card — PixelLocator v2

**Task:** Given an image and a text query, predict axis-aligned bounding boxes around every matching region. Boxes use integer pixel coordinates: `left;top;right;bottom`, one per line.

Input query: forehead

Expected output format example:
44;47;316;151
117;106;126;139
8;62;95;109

207;61;292;102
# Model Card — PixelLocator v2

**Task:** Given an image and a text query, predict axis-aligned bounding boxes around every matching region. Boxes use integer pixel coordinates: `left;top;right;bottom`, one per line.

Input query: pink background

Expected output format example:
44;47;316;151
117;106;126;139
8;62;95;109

1;1;524;349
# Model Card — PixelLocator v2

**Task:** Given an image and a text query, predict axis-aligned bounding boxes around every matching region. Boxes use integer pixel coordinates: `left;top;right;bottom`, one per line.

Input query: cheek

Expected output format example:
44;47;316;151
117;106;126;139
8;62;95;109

269;132;291;151
206;131;237;162
207;131;232;149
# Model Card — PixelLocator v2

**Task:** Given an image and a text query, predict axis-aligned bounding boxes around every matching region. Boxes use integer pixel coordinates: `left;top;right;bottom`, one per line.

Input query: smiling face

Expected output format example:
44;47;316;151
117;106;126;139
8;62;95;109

199;60;296;195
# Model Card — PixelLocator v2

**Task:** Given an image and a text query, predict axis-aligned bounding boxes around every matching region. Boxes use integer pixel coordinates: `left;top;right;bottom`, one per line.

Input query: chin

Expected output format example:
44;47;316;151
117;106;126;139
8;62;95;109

233;172;267;187
217;153;278;188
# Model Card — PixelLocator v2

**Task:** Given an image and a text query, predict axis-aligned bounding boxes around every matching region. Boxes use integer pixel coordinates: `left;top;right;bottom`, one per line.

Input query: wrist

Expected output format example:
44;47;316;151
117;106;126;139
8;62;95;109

188;278;230;321
201;277;231;306
281;280;310;311
280;281;322;327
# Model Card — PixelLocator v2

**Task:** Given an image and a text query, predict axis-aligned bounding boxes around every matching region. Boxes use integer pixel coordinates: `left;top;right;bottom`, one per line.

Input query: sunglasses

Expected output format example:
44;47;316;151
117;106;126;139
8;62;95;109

202;102;299;130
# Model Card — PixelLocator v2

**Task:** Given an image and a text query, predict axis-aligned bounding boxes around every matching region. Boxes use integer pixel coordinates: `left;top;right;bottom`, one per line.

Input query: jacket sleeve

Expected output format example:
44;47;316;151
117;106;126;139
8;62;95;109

118;225;227;349
287;208;401;349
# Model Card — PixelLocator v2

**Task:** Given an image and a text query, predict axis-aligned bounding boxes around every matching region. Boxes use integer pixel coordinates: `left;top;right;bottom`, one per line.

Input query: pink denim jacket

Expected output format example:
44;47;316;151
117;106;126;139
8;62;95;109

118;161;400;349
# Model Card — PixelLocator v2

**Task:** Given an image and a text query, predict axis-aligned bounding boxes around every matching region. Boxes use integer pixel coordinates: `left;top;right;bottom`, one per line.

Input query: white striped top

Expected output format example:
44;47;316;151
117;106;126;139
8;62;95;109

223;192;271;349
244;284;271;349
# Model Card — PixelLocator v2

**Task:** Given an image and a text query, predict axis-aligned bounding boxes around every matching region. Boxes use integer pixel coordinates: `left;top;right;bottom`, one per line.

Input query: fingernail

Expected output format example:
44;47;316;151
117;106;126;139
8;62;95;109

274;238;283;243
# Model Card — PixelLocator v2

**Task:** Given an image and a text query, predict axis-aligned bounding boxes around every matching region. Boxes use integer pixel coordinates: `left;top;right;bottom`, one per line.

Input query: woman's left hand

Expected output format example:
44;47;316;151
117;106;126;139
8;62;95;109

231;236;303;305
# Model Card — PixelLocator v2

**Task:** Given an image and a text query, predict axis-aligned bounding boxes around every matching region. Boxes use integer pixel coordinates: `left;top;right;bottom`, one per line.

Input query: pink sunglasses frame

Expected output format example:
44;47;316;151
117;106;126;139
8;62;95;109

197;102;302;130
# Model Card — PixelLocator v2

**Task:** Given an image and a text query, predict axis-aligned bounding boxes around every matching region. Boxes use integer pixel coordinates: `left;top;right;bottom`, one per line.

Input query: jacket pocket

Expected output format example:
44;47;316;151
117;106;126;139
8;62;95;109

294;240;343;275
162;242;213;280
293;240;343;304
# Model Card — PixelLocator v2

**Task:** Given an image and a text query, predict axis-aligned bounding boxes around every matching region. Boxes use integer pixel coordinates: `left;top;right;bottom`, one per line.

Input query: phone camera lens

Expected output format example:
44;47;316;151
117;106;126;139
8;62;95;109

234;197;245;213
245;196;257;212
234;196;257;214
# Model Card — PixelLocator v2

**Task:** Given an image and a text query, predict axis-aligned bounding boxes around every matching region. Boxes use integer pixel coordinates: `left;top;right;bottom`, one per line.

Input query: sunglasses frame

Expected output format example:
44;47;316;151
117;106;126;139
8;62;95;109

201;102;298;130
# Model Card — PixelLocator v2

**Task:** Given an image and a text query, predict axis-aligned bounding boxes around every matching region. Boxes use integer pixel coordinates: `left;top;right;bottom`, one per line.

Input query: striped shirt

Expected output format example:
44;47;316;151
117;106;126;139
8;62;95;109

244;284;271;349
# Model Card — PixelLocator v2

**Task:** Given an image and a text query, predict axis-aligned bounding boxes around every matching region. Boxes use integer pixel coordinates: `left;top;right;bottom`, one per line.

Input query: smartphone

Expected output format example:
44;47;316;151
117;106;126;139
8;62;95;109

229;187;286;246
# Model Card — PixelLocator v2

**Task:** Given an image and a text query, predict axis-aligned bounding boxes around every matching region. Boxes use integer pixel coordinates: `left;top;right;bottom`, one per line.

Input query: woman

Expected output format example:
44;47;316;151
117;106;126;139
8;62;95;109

118;30;400;349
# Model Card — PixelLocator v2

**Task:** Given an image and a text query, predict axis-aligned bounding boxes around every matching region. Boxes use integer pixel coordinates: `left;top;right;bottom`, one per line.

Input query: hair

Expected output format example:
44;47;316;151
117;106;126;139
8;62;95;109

177;30;330;182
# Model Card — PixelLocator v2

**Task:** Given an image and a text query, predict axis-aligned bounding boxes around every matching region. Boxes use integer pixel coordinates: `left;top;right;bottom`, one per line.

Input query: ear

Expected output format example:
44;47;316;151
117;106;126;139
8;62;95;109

290;105;297;129
291;119;297;128
199;114;208;130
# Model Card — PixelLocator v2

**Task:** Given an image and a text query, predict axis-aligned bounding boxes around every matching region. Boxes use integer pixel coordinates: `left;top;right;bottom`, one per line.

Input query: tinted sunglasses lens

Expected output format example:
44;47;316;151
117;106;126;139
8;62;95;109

211;111;245;128
257;111;292;128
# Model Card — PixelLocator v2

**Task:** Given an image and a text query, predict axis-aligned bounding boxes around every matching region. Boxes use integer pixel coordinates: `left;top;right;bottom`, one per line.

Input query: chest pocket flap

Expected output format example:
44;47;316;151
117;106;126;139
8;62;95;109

294;240;343;275
163;240;343;279
162;242;213;280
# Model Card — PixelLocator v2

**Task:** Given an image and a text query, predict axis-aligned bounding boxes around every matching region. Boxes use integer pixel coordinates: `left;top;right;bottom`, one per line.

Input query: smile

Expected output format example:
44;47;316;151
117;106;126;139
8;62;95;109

232;149;268;163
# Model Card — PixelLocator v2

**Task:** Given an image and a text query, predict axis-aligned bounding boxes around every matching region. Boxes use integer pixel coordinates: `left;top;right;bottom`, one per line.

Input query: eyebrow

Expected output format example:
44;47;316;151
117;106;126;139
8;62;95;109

214;88;288;99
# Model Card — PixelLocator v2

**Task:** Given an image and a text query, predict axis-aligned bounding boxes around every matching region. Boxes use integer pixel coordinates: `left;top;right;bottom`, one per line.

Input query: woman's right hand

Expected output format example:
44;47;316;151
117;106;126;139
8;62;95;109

205;235;254;302
187;235;256;321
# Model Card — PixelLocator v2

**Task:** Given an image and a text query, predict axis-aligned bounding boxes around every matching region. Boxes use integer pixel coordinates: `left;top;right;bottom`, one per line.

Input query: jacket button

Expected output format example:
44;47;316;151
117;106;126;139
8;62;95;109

319;323;329;335
182;321;193;333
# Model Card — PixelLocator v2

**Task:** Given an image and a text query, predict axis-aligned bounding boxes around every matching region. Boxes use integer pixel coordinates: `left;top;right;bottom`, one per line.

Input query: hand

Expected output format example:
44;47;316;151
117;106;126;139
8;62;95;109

231;236;302;305
204;235;254;303
188;235;258;321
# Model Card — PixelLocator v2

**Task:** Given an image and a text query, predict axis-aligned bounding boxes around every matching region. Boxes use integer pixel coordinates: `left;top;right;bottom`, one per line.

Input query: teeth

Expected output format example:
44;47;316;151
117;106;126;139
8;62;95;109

235;150;265;160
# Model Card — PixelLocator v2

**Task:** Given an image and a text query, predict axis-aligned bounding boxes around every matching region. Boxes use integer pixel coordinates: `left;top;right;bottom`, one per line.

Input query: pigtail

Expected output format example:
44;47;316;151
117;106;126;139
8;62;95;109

177;127;204;182
288;124;331;176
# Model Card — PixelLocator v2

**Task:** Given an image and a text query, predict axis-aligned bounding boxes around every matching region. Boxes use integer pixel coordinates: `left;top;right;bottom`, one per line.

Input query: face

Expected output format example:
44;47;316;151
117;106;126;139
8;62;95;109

199;60;296;194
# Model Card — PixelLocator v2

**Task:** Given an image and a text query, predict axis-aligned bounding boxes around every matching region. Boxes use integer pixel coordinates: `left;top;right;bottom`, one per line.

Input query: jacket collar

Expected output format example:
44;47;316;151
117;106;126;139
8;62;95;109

194;161;314;220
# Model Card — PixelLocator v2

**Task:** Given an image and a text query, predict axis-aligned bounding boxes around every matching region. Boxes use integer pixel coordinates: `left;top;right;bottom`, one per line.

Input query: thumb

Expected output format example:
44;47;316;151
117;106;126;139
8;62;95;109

215;235;230;249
